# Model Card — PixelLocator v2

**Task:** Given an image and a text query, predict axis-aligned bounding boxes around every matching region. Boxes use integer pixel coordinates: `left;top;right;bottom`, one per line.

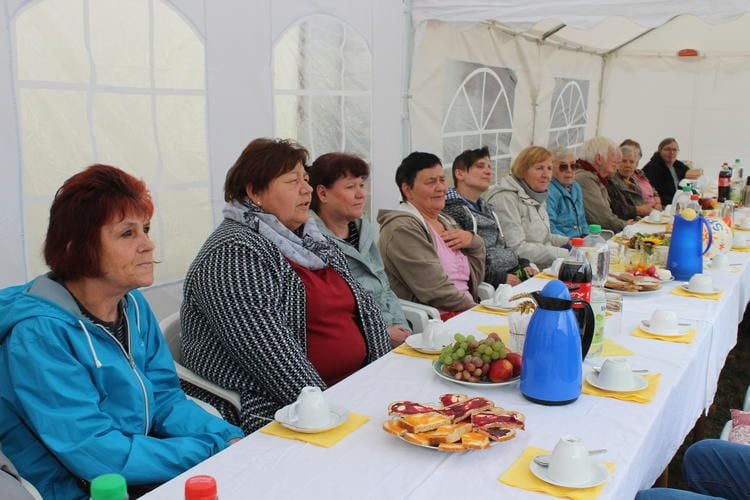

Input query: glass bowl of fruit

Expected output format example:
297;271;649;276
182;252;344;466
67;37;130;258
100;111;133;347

434;332;522;387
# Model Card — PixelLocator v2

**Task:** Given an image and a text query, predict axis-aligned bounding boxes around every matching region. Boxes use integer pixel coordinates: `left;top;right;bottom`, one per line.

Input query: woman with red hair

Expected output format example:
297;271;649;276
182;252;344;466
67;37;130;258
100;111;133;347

0;165;242;499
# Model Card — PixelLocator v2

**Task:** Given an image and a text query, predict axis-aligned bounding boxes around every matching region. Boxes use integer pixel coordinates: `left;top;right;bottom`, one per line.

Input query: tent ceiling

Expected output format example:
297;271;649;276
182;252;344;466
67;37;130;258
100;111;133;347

411;0;750;52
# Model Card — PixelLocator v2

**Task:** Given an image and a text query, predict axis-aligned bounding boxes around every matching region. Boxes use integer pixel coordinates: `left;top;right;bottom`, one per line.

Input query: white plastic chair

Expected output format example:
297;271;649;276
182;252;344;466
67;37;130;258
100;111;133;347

21;477;42;500
159;312;241;413
477;282;494;302
399;300;440;334
719;385;750;440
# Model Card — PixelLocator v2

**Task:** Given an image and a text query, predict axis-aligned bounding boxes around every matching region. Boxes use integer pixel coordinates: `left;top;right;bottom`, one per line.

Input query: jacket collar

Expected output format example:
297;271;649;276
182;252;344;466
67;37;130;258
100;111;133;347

576;159;609;186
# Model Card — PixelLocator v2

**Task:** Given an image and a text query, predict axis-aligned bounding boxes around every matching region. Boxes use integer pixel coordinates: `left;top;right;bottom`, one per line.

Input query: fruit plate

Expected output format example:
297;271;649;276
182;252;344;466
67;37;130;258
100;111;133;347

433;361;520;387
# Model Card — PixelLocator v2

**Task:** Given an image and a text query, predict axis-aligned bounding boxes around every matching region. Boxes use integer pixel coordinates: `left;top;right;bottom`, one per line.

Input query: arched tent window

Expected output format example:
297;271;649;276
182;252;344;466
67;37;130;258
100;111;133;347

14;0;210;285
442;63;515;179
273;15;372;162
547;78;590;156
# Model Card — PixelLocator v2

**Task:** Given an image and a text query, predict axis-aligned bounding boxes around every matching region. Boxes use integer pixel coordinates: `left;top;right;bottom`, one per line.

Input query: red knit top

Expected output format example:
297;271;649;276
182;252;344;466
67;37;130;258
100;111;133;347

287;260;367;386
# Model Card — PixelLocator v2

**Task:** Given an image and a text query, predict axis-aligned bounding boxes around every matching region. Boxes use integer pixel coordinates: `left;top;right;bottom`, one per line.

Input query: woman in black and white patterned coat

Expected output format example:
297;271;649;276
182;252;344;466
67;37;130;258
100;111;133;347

181;138;390;433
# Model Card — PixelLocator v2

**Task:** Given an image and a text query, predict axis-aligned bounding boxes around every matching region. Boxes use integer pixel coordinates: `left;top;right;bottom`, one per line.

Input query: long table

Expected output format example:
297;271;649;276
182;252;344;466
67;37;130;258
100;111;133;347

144;242;750;499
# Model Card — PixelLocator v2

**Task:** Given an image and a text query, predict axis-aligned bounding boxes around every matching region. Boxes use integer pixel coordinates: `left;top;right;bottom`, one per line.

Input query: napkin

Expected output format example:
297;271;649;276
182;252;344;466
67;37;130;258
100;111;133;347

393;343;439;360
600;338;634;357
631;326;696;344
582;374;661;403
535;272;557;280
500;446;615;499
477;325;510;345
260;412;369;447
671;287;723;300
472;304;510;316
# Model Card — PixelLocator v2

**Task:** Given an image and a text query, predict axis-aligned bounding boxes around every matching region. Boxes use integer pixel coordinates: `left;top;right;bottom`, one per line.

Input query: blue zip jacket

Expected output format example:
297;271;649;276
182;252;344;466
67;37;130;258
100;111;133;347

0;275;243;499
546;178;589;238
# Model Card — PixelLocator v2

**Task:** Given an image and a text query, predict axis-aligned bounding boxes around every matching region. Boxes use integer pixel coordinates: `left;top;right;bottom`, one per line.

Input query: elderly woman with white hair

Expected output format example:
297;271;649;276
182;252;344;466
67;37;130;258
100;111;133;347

609;144;654;218
546;146;588;238
575;136;634;232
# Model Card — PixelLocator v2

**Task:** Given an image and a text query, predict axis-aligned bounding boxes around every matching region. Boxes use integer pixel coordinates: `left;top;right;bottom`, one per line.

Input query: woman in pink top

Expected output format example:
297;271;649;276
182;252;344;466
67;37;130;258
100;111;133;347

377;152;485;319
621;139;662;210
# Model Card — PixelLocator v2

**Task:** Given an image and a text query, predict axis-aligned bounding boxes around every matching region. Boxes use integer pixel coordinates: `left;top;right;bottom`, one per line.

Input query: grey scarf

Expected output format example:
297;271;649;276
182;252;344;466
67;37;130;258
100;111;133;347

516;177;548;204
223;199;333;270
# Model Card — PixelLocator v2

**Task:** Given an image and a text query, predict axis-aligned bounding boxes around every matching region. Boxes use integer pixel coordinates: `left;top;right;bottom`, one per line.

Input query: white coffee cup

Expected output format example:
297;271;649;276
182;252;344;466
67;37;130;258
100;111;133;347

649;309;679;334
688;273;714;294
493;284;513;307
596;358;637;391
736;217;750;229
711;253;729;271
648;209;662;222
733;232;748;248
549;257;565;276
547;435;598;485
288;386;331;429
423;318;446;348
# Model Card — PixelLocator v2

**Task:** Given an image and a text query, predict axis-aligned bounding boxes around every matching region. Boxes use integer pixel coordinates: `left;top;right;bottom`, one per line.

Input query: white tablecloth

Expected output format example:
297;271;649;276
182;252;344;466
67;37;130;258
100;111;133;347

143;249;750;500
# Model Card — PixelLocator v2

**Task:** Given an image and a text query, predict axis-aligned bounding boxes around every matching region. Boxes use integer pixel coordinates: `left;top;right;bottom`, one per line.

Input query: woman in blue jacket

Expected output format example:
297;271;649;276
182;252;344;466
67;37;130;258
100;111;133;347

0;165;242;499
546;146;589;238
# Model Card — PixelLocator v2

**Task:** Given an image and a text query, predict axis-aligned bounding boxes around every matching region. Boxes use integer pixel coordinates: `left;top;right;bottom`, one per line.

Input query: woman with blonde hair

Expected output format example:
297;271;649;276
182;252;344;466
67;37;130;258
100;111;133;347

486;146;570;268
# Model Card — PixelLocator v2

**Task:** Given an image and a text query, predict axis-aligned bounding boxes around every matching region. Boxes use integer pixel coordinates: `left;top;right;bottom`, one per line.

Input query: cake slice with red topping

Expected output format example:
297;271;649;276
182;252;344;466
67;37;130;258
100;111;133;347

437;397;494;422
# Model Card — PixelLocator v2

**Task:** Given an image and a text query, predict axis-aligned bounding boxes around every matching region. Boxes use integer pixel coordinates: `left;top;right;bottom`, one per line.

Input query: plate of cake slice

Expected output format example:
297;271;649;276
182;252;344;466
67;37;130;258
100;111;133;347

382;393;525;452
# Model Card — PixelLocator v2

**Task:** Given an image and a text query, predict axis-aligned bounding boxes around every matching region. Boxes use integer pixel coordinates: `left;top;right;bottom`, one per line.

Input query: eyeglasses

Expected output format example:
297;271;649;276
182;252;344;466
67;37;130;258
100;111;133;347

558;163;576;172
663;148;679;153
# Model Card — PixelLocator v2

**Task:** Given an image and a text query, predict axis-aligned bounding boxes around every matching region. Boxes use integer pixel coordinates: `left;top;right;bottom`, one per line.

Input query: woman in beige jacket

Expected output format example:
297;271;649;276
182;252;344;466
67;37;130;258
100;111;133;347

485;146;569;269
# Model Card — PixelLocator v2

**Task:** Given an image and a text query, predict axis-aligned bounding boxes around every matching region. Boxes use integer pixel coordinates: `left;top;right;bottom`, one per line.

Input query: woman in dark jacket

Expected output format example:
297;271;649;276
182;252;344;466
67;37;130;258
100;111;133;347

642;137;690;207
181;138;390;433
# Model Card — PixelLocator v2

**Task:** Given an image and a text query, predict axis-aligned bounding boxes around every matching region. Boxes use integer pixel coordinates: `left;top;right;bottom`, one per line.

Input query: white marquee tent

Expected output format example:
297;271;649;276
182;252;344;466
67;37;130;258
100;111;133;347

2;0;750;318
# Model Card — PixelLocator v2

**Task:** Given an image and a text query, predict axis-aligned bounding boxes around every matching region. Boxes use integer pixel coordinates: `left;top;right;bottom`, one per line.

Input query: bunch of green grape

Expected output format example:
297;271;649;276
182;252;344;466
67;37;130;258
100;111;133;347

438;333;507;381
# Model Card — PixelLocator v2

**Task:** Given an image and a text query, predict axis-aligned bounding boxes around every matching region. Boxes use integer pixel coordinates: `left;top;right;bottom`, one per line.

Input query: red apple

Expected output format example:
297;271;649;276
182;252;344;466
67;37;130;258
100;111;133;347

505;352;522;377
489;359;514;382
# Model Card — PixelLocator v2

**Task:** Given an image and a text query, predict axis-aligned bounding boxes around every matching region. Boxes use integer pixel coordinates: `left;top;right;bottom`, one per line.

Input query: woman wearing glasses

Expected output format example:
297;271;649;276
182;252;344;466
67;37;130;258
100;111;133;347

547;146;589;238
642;138;690;207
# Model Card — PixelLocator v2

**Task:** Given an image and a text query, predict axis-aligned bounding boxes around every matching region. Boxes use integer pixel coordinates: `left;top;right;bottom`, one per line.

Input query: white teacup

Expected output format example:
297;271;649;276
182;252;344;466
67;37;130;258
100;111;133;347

736;217;750;229
711;253;729;271
423;318;447;348
547;435;598;485
688;273;714;294
596;358;637;390
647;209;662;222
649;309;679;334
288;387;331;429
733;232;748;248
492;284;514;307
548;257;565;276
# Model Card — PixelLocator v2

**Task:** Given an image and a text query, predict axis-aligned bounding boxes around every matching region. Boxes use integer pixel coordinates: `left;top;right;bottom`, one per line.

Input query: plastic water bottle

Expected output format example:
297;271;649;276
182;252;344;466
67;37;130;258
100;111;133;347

90;473;128;500
730;158;744;203
582;224;610;288
185;475;218;500
582;225;608;358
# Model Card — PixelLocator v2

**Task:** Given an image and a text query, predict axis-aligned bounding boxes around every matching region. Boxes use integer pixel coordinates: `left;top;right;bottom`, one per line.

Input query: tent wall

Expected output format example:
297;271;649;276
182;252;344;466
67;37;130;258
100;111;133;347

409;21;602;179
0;0;404;319
599;14;750;186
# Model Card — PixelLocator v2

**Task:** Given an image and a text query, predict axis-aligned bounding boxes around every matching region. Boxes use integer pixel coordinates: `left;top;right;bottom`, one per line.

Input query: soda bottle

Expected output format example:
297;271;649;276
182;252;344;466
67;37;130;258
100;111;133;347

718;162;732;202
558;238;592;327
90;473;128;500
185;475;218;500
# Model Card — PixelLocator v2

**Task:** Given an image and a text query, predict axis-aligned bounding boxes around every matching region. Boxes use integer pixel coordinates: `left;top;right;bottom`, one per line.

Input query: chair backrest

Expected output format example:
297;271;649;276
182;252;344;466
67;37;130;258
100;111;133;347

159;312;183;364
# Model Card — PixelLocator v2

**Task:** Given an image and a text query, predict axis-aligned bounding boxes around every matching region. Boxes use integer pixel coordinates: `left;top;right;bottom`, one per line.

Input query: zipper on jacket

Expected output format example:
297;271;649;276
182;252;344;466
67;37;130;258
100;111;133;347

94;311;151;435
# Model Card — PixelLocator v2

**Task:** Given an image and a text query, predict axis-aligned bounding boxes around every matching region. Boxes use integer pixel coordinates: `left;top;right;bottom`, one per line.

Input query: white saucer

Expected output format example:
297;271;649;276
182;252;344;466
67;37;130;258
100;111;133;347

585;371;648;393
530;459;608;489
639;320;690;337
404;334;445;354
541;267;559;277
642;217;670;225
274;403;348;433
479;299;514;312
680;284;721;295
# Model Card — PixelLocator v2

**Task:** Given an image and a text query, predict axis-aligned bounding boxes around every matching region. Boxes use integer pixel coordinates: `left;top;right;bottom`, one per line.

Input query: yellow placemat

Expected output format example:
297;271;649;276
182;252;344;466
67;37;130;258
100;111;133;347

732;246;750;252
582;374;661;403
609;262;626;272
535;272;557;280
476;325;510;345
600;338;634;357
671;287;723;300
260;412;369;447
500;446;615;499
472;304;511;316
631;326;696;344
392;343;439;360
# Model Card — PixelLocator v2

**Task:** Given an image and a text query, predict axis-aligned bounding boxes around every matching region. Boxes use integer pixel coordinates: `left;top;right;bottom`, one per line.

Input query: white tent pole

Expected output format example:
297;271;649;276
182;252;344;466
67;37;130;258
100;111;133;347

402;0;413;156
594;54;608;137
489;21;602;57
